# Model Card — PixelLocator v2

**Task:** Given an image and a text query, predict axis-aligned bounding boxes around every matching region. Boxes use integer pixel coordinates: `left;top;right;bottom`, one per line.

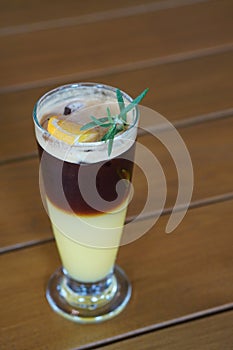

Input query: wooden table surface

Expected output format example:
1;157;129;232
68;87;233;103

0;0;233;349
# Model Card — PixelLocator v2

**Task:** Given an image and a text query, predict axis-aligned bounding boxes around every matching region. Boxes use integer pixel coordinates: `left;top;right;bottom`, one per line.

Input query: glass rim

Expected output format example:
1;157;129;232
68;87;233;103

32;82;139;148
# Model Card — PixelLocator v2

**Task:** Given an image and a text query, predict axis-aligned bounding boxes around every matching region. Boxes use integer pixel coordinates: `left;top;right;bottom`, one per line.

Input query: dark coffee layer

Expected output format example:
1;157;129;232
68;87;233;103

38;143;135;216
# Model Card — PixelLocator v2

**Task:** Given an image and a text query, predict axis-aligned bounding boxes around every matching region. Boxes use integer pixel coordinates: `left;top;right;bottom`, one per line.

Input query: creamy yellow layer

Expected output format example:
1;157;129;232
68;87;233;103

46;198;128;282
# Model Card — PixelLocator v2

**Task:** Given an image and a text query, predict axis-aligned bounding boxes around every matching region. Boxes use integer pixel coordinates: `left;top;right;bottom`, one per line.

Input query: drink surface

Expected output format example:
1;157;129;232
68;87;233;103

35;84;137;164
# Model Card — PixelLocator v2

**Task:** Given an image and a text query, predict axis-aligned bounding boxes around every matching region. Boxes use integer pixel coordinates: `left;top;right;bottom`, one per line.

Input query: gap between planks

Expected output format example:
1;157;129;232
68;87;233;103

0;43;232;95
0;107;232;167
76;303;233;350
1;192;233;255
0;0;210;37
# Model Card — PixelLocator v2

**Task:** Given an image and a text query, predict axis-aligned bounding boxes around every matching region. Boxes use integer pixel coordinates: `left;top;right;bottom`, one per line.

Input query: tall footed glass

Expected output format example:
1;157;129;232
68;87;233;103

33;83;139;323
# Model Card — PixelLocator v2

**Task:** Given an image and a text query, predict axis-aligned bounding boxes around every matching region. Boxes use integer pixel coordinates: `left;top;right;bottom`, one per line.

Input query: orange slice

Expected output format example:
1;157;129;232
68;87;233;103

47;116;100;144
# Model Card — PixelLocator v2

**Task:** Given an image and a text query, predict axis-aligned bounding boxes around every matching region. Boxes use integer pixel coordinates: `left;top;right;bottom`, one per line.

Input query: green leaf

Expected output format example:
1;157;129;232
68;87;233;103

116;89;126;122
108;137;114;156
81;117;109;130
107;107;111;117
101;125;116;141
80;121;97;130
90;116;103;126
102;124;124;156
90;116;111;128
107;107;113;123
81;87;149;156
118;88;149;120
107;125;117;156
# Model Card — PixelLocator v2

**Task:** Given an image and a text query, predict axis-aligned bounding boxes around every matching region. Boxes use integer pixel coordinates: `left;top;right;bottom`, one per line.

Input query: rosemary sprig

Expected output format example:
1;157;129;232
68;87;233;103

116;88;126;122
80;88;149;156
81;116;110;130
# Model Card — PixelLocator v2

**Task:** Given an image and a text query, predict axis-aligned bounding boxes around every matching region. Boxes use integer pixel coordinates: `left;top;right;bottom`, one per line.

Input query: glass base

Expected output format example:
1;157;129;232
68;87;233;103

46;265;131;323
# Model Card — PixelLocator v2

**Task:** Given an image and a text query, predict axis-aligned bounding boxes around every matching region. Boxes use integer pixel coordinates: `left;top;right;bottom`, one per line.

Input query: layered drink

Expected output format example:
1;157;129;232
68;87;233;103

33;83;144;322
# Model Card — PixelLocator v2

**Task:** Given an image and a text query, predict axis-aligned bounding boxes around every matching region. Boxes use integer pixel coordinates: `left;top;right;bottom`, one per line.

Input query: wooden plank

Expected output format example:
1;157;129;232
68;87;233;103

97;50;233;122
0;200;233;349
134;117;233;213
0;0;159;28
101;311;233;350
0;0;232;88
0;158;51;249
1;51;233;162
0;117;233;251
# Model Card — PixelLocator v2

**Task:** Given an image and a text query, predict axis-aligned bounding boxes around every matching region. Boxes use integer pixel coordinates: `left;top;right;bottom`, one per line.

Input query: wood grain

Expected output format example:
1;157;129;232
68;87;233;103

1;0;232;348
134;117;233;212
0;158;51;250
1;117;233;252
1;200;233;349
1;51;233;162
1;0;232;88
0;0;161;28
101;311;233;350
